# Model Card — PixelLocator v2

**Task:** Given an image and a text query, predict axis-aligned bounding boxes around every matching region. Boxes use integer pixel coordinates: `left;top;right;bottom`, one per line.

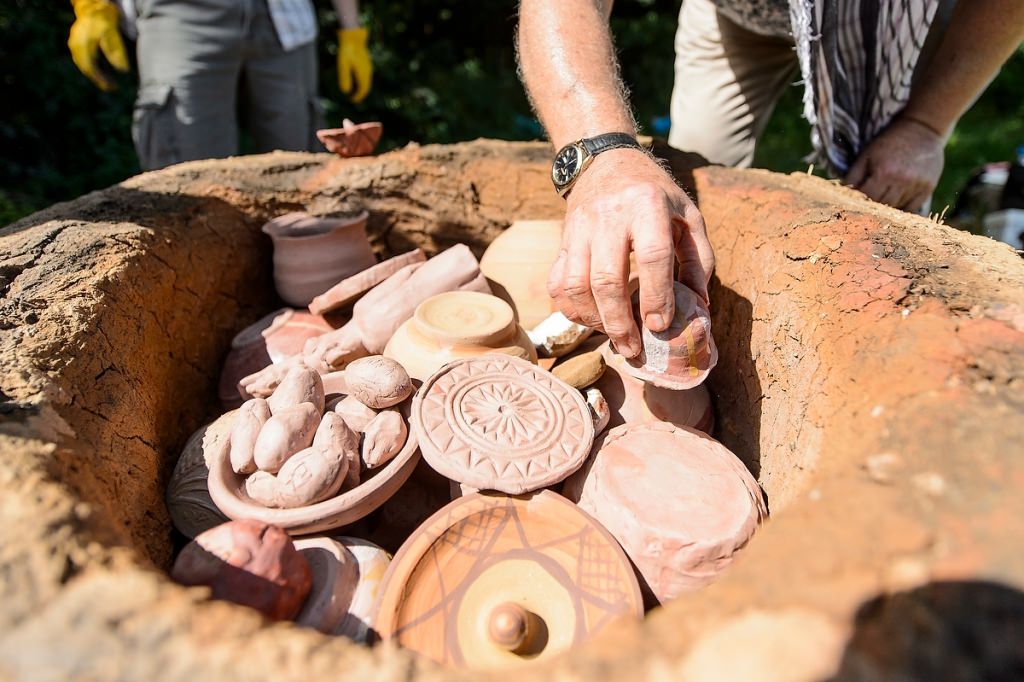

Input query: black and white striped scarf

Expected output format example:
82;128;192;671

790;0;942;175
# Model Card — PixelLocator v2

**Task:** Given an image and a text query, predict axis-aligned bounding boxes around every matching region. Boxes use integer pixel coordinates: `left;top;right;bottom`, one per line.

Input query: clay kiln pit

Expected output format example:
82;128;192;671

1;140;1023;680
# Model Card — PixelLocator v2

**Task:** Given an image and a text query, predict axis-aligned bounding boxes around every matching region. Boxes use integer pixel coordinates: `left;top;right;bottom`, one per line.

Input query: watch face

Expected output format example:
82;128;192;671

552;144;583;187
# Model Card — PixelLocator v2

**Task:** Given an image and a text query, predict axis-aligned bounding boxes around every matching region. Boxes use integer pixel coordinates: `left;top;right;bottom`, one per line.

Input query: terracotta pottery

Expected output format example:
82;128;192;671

316;119;384;158
309;249;427;315
207;400;420;534
563;423;766;602
595;340;714;433
411;355;594;494
171;519;312;621
334;537;392;643
385;291;538;382
261;309;336;363
551;349;605;390
479;220;563;329
262;211;376;307
344;356;413;409
527;311;593;358
607;282;718;390
375;491;643;669
293;537;360;633
166;411;234;538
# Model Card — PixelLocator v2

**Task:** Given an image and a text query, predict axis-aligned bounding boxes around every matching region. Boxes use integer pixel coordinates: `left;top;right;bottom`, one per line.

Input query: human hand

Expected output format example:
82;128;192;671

547;148;714;358
844;116;945;213
337;27;373;104
68;0;130;92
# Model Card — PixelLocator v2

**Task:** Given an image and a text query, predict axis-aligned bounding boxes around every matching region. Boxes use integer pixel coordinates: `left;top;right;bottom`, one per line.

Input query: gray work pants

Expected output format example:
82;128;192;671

132;0;323;171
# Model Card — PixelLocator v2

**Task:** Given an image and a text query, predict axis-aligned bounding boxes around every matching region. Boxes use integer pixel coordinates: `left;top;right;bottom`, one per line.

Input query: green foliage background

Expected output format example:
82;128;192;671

1;0;1021;225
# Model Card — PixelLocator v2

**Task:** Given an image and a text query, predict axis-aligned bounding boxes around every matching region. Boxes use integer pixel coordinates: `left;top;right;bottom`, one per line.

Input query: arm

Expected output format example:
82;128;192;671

846;1;1024;212
517;0;714;359
331;0;373;103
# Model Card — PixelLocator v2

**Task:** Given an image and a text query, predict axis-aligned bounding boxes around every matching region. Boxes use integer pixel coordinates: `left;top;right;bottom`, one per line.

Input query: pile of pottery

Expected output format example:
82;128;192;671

164;215;767;668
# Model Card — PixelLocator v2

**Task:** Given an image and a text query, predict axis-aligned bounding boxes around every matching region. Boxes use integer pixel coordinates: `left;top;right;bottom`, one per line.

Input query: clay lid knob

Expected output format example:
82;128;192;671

487;602;537;654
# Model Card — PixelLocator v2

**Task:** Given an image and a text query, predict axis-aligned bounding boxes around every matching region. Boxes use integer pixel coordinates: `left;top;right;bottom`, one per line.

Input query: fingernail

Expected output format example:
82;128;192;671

613;340;639;359
645;312;667;331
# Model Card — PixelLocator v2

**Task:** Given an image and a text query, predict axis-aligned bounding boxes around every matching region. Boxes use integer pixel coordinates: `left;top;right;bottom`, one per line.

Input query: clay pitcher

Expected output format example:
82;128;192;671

480;219;563;329
262;211;376;307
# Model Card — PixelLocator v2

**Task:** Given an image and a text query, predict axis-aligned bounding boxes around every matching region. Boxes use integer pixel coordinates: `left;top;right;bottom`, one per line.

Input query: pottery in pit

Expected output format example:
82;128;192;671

252;402;321;473
480;220;563;329
375;491;642;669
207;400;420;534
316;119;383;158
171;519;312;620
595;340;714;433
262;211;376;307
334;537;392;642
551;349;605;390
385;291;538;382
293;537;359;633
230;398;271;474
309;249;427;315
267;366;325;415
411;354;593;494
361;409;407;468
344;356;413;409
563;422;766;602
274;439;349;509
527;311;593;358
607;282;718;390
166;411;234;538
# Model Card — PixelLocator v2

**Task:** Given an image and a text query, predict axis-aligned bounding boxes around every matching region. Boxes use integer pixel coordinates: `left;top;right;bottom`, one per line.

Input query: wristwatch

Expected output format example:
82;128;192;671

551;132;644;197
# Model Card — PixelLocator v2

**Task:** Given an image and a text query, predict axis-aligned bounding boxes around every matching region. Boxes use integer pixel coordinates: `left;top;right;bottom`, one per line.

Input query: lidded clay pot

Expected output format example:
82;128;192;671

262;212;376;307
479;219;563;329
384;291;538;382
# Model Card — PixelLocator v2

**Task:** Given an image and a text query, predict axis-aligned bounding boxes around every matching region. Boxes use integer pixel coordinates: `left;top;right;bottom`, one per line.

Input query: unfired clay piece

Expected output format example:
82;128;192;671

253;402;320;473
166;412;233;538
375;491;642;669
309;249;427;315
261;309;336;364
361;409;407;468
609;282;718;390
551;350;606;390
171;519;312;621
527;311;594;358
267;366;325;415
244;470;280;508
274;442;349;509
334;395;378;433
344;356;413;409
411;354;594;494
479;220;564;329
321;370;348;396
334;537;392;643
317;411;362;491
316;119;384;158
563;423;766;602
230;398;271;474
584;387;611;435
293;537;360;633
262;211;376;307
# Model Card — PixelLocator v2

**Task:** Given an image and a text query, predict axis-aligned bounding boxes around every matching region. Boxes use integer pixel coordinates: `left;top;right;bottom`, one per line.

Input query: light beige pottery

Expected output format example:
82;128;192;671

479;219;563;329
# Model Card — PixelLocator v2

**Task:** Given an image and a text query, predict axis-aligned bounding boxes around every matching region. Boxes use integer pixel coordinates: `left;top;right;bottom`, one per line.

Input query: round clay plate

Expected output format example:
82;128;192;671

374;491;642;669
207;401;420;535
411;355;594;494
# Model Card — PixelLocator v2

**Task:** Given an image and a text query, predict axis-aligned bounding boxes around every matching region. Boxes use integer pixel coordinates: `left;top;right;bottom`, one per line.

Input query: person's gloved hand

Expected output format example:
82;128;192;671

337;27;373;103
68;0;130;91
844;116;946;214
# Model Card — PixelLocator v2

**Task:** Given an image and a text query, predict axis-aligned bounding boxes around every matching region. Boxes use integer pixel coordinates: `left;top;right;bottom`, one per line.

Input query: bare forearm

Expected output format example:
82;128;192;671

903;0;1024;138
516;0;634;147
330;0;360;28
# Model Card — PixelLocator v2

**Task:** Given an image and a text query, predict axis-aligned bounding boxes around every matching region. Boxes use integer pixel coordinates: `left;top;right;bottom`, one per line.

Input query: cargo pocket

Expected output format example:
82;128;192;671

132;83;178;170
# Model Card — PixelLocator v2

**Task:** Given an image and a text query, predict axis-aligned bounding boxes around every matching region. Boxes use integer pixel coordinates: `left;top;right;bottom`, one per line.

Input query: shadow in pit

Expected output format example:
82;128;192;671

831;580;1024;681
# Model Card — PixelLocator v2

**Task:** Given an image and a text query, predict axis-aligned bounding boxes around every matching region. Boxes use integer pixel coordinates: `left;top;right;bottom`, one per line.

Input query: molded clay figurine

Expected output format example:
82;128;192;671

230;398;271;474
252;402;320;473
316;119;384;158
333;395;378;433
344;356;413;409
171;519;312;621
361;409;407;468
267;365;325;415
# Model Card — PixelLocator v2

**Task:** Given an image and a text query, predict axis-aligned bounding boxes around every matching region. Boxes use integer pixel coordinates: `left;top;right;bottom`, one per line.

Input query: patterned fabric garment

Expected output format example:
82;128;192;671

712;0;793;38
791;0;942;175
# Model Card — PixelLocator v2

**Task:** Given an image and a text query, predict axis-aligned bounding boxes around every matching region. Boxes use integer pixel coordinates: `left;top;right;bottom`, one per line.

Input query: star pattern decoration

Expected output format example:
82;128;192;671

461;383;549;446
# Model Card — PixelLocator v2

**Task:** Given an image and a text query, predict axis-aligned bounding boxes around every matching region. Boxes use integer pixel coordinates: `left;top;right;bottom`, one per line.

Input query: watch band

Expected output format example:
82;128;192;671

581;132;643;156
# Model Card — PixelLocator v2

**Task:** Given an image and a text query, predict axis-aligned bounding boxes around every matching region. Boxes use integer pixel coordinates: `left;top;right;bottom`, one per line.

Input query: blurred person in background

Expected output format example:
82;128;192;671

67;0;374;170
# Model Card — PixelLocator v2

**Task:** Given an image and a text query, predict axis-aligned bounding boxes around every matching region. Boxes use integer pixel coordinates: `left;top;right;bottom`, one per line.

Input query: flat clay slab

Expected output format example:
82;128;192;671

411;355;594;494
375;491;642;669
309;249;427;315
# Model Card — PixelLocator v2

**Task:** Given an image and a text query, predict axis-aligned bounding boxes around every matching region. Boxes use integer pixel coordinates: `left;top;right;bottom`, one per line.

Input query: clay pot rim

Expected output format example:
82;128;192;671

207;401;420;534
316;121;383;136
413;291;517;347
262;210;370;240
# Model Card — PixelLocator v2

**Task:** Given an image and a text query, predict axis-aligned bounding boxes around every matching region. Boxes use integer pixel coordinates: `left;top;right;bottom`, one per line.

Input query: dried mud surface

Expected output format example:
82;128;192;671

0;140;1021;680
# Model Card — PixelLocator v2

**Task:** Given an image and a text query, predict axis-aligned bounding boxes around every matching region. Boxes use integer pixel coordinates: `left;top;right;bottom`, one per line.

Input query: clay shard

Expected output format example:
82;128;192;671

253;402;321;473
584;387;611;435
267;366;325;415
309;249;427;315
230;398;272;475
344;356;413;409
171;519;312;621
528;312;594;358
361;409;408;468
293;537;360;633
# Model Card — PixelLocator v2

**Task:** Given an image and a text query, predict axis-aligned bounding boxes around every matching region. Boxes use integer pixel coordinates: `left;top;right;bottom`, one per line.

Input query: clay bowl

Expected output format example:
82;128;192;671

207;401;420;535
479;219;563;329
316;120;383;158
262;211;376;307
384;291;537;382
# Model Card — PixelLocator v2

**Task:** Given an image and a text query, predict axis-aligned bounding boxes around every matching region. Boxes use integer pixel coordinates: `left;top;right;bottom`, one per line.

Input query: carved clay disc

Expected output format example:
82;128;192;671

411;355;594;494
375;491;642;669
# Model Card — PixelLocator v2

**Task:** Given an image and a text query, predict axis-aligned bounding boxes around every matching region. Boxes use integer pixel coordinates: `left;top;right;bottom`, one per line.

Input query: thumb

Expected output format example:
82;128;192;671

99;27;130;73
844;152;869;188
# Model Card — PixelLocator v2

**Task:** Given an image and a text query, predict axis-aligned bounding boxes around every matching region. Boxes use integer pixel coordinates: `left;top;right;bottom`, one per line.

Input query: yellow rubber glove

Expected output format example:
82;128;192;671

68;0;130;91
337;27;373;104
